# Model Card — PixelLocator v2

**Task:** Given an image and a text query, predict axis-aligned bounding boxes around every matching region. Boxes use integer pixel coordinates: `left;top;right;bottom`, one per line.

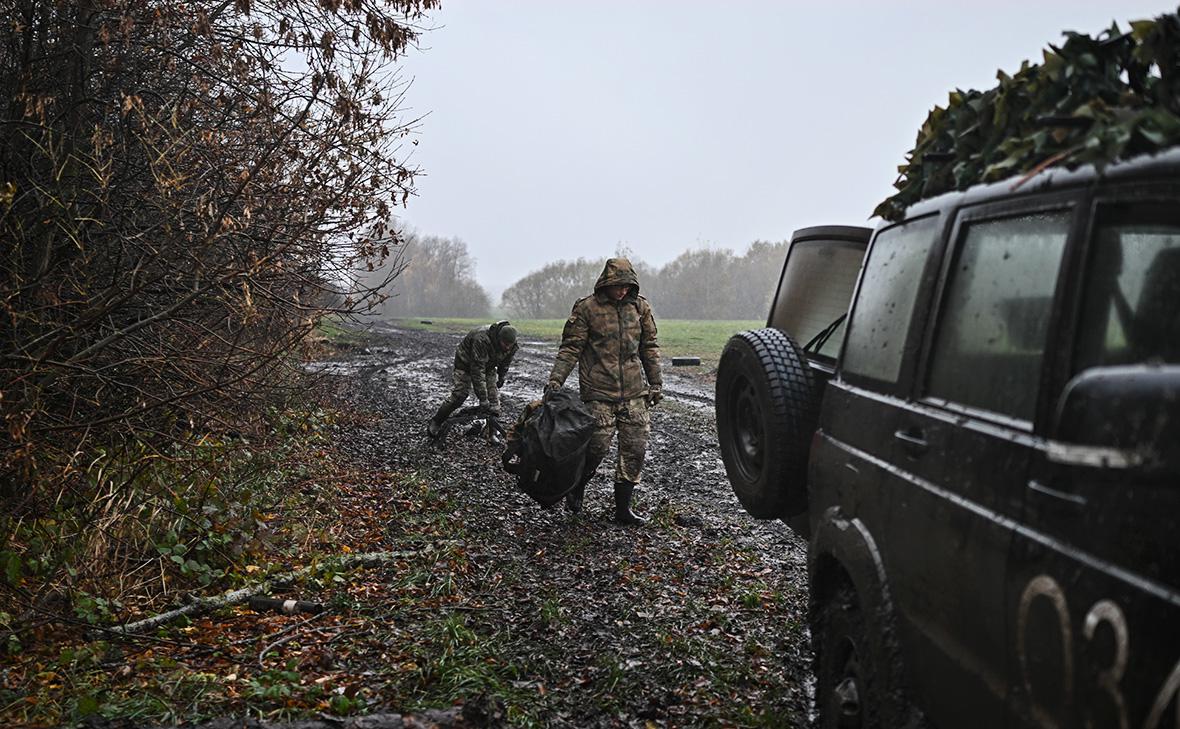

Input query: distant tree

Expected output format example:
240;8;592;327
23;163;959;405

648;248;738;319
501;257;606;319
731;240;788;318
500;241;787;321
370;234;491;317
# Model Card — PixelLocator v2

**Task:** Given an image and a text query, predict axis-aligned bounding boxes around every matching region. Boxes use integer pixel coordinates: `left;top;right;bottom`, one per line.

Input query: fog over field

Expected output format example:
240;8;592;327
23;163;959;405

394;1;1172;295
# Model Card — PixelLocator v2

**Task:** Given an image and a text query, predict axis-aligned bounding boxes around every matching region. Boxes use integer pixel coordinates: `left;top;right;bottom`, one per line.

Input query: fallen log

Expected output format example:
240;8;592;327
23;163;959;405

103;549;418;637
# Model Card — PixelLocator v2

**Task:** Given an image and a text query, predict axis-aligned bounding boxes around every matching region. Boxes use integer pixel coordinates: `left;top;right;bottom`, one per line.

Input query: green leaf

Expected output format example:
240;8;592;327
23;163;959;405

75;695;100;717
0;551;20;585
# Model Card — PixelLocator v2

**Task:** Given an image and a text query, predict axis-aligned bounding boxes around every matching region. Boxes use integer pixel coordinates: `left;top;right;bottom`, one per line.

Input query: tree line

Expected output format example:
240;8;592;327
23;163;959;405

372;238;789;320
358;231;491;318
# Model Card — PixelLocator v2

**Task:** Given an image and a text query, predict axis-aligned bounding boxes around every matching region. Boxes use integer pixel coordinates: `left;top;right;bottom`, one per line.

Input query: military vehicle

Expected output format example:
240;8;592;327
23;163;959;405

716;150;1180;728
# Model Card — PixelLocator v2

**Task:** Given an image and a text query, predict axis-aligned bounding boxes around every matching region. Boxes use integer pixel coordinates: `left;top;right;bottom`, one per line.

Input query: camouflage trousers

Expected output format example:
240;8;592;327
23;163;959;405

436;362;499;419
585;397;650;484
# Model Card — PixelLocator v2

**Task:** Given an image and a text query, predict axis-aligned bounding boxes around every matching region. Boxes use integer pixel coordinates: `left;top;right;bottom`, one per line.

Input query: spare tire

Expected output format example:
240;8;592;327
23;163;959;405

715;328;819;519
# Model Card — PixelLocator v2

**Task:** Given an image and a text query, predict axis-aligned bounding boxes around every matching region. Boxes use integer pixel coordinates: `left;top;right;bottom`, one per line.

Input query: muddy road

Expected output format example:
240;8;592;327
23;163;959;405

321;323;813;726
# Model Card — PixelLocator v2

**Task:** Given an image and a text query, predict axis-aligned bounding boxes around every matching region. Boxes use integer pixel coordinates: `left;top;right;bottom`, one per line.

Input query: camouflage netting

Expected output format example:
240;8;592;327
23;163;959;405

875;7;1180;221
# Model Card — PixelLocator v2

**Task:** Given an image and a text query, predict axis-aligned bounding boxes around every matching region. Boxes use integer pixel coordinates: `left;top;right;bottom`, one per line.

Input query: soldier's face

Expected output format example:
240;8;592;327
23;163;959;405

605;285;628;300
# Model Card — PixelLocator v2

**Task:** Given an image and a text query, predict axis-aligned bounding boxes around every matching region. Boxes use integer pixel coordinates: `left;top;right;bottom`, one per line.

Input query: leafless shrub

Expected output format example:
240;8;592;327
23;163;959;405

0;0;437;619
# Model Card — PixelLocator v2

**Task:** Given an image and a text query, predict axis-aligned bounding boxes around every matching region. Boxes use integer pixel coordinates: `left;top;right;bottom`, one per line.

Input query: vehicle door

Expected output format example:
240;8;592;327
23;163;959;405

1009;189;1180;729
812;214;953;713
887;198;1077;727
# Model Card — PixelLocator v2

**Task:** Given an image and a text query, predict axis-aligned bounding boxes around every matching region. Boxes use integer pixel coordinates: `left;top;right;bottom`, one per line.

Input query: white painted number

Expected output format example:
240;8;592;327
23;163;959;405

1018;575;1073;729
1017;574;1180;729
1083;600;1128;729
1144;660;1180;729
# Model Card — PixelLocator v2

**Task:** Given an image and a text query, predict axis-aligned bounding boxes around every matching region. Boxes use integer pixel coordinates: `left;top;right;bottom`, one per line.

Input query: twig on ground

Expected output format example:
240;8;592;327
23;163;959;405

258;632;302;669
103;549;421;637
227;612;324;649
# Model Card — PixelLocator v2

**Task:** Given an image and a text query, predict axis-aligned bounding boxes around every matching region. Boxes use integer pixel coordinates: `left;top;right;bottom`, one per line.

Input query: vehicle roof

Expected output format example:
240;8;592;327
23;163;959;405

790;225;873;244
894;146;1180;224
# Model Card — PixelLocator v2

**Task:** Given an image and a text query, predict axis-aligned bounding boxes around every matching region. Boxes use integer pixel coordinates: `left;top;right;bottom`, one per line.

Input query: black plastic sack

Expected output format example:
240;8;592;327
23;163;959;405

502;390;596;507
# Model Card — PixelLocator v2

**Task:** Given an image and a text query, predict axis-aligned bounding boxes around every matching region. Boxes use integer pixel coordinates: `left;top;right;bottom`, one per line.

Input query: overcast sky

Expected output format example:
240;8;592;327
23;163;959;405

394;1;1171;299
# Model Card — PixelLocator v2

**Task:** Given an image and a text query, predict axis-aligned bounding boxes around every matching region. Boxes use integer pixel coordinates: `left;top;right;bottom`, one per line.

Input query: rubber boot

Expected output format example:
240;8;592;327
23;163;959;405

614;481;646;525
427;400;459;438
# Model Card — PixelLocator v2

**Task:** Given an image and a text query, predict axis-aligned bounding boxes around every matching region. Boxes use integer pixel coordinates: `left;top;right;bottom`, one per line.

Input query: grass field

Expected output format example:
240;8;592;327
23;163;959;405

394;317;765;371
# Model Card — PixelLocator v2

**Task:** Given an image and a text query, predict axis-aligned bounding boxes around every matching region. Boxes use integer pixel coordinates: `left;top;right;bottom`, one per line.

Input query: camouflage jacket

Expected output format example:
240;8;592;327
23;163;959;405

456;322;518;402
548;258;661;403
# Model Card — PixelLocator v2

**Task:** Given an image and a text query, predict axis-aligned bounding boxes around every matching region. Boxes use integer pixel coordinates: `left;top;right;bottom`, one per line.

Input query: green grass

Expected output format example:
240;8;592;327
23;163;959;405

394;318;764;371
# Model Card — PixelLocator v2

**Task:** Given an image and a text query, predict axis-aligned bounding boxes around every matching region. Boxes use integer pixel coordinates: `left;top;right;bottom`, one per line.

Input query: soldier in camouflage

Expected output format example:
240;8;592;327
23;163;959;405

545;258;662;524
427;321;519;438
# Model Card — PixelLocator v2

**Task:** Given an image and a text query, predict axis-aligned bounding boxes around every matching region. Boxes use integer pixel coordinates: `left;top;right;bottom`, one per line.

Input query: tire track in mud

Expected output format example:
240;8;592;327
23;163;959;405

334;324;814;726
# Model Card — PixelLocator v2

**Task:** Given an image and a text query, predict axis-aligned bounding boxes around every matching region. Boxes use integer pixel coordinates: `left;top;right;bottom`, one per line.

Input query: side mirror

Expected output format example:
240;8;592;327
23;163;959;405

1051;365;1180;473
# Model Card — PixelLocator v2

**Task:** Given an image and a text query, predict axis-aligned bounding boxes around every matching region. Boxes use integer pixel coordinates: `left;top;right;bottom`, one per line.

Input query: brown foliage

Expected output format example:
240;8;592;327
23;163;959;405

0;0;437;616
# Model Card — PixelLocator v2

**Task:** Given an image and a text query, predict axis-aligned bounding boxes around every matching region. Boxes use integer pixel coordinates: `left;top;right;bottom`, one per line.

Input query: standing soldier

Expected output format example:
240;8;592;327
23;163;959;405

427;321;519;438
545;258;662;524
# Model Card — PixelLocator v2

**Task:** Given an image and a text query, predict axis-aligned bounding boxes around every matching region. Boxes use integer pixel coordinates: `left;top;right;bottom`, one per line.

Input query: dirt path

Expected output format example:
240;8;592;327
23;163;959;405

322;323;813;726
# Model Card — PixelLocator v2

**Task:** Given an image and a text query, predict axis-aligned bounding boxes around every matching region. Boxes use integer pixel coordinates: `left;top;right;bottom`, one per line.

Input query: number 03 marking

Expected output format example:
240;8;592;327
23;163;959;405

1017;574;1180;729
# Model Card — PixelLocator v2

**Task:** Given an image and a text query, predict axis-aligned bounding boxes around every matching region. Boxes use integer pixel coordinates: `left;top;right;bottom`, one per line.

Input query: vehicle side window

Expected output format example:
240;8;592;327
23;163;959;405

926;212;1070;423
1075;202;1180;370
841;217;938;385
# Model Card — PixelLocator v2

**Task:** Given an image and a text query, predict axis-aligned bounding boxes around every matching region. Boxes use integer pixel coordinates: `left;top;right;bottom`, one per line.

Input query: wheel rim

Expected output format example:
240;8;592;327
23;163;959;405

727;374;763;481
832;638;863;729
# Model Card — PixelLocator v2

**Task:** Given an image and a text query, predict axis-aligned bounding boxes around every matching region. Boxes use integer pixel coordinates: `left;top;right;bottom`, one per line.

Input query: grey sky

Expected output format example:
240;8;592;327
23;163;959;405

395;1;1171;299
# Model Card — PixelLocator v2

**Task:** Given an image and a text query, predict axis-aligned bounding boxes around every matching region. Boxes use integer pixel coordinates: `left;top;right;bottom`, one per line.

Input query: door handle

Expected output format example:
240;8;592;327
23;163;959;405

1027;479;1087;507
893;428;928;456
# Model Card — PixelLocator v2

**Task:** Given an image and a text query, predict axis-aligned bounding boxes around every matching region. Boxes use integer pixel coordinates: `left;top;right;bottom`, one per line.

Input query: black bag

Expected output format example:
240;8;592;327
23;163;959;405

502;391;596;507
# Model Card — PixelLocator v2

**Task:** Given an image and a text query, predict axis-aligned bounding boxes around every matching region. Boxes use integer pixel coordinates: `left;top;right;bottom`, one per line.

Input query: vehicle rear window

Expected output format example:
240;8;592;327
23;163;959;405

1075;202;1180;370
771;240;865;359
926;211;1070;423
841;217;938;385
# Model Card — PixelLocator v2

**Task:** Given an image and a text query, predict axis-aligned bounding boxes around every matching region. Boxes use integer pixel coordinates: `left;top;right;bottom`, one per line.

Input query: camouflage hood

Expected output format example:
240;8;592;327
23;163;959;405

548;257;661;403
593;258;640;301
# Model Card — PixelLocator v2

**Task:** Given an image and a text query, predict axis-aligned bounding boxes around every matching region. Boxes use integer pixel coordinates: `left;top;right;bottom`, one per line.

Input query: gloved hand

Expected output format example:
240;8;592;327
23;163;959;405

647;386;663;407
543;380;561;397
497;373;506;389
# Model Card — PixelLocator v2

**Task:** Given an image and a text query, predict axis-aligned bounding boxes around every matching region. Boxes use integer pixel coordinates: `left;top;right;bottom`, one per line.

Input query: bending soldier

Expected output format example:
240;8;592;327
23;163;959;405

545;258;662;524
427;321;518;438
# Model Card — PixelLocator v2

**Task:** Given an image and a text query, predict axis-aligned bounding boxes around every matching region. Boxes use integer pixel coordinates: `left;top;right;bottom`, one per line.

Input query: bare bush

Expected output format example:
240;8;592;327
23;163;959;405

0;0;436;619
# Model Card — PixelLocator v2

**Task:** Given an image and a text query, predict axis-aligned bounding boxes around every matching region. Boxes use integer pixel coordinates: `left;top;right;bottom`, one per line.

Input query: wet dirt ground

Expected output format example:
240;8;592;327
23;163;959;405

326;322;813;726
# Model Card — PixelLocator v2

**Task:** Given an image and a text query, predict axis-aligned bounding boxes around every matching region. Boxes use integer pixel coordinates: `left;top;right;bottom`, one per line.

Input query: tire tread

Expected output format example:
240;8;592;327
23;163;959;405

715;327;819;518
